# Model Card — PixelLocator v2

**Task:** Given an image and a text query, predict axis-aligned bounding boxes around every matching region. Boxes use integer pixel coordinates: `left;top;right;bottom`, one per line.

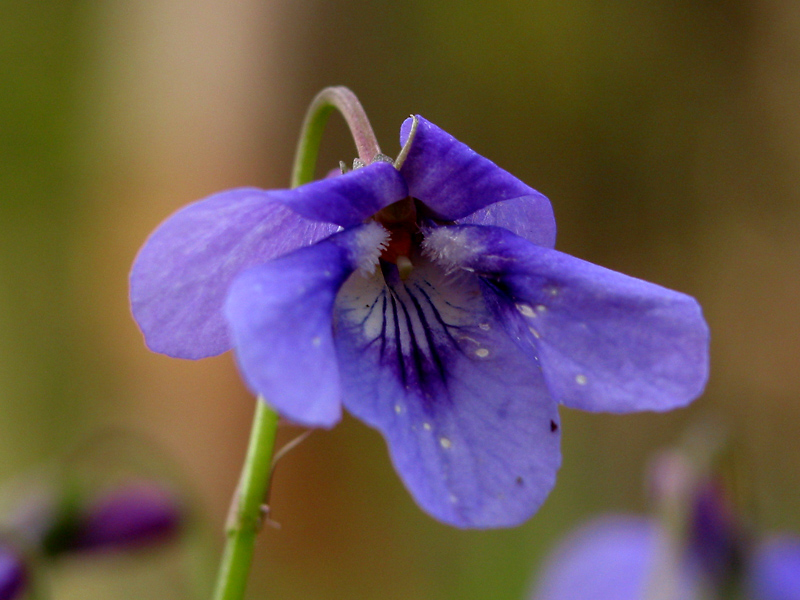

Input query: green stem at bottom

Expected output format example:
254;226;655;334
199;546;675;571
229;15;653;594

211;399;279;600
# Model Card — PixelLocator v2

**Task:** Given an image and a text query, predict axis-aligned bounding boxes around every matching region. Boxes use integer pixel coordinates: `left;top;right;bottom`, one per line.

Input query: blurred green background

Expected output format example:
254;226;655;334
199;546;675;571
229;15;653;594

2;1;799;598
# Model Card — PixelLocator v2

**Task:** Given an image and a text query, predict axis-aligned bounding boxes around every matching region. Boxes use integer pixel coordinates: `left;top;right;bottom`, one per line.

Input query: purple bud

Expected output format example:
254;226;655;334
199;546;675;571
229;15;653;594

63;482;182;554
0;545;26;600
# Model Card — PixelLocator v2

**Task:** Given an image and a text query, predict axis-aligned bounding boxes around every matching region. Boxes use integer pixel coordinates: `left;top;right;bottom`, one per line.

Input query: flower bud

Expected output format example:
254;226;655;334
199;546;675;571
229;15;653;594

43;482;182;556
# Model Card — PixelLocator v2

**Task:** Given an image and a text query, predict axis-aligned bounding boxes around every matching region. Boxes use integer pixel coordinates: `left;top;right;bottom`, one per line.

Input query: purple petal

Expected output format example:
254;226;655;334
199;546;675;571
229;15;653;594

529;516;704;600
224;223;389;428
749;536;800;600
457;195;557;248
399;116;551;221
268;161;408;227
334;257;560;528
424;225;709;413
130;188;338;359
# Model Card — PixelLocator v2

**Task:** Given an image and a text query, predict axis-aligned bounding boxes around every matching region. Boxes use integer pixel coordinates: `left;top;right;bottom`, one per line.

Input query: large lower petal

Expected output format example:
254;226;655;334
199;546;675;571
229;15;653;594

399;116;552;224
130;188;338;359
334;257;560;528
224;223;388;428
424;225;709;413
749;537;800;600
268;161;407;227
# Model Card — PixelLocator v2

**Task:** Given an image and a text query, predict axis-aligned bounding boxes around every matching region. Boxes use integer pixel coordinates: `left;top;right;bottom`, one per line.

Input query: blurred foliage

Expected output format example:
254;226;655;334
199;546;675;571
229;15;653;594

0;0;95;466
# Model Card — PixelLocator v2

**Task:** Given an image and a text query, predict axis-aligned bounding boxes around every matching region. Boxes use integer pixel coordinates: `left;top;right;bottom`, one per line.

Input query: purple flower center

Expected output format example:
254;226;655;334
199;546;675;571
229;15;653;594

373;197;420;265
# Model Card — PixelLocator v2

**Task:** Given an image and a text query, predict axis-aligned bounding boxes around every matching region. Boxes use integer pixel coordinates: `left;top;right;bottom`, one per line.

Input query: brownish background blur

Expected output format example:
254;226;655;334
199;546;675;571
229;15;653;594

1;1;799;598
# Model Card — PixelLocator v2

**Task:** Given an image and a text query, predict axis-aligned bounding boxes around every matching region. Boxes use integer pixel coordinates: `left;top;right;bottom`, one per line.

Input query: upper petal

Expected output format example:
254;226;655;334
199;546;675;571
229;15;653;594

268;161;408;227
334;256;560;528
424;225;710;413
749;536;800;600
457;195;556;249
130;188;338;359
399;115;552;221
224;223;388;428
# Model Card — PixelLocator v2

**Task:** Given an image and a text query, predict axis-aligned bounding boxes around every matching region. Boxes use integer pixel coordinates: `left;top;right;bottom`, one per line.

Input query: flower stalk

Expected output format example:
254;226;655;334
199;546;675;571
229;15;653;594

291;86;381;188
211;399;279;600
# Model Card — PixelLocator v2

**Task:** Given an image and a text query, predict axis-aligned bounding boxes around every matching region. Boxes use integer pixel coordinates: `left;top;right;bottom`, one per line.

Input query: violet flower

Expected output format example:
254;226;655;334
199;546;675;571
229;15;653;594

130;116;709;528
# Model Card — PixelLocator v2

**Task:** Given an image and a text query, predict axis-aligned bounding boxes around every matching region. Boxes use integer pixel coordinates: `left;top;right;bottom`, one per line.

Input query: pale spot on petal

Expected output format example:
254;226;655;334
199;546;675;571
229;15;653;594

311;336;322;347
575;374;588;385
478;323;490;331
516;303;536;318
423;422;432;431
475;348;490;358
440;437;452;449
528;326;541;339
536;305;547;313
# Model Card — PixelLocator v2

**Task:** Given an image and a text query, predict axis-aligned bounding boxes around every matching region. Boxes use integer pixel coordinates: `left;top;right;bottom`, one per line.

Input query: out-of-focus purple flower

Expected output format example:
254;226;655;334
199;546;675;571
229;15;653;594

530;516;701;600
43;482;182;556
130;115;709;528
0;545;26;600
530;481;800;600
531;515;800;600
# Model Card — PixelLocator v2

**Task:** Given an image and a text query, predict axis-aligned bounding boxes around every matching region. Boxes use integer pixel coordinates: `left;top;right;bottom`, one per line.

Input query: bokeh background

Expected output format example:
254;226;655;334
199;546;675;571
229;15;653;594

2;1;799;598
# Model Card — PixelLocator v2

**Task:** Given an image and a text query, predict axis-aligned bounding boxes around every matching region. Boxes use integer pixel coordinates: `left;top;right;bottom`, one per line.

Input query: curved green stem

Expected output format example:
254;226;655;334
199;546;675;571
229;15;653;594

211;399;279;600
291;86;381;188
212;86;374;600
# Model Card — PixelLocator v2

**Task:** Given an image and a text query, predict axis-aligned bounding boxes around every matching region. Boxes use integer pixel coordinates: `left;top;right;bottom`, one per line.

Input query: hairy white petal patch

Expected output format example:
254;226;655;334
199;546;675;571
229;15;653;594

421;227;482;271
350;221;390;276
